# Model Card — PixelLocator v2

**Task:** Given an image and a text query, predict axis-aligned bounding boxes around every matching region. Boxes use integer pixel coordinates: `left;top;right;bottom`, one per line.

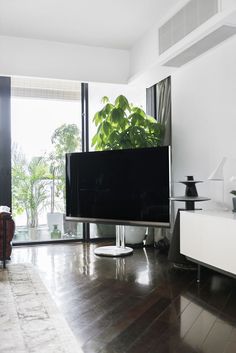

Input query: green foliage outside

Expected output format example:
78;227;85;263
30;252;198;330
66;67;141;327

92;95;163;150
12;145;51;228
12;124;81;227
48;124;81;212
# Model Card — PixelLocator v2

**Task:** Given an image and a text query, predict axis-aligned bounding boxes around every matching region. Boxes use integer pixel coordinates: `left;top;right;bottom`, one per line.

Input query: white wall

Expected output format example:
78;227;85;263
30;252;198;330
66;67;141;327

130;25;159;79
171;34;236;209
222;0;236;11
0;35;130;84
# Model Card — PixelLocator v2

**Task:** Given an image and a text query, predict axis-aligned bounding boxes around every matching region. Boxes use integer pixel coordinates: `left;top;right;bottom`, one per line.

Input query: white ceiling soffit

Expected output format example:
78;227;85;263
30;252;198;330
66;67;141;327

11;77;81;101
159;0;236;67
0;0;180;50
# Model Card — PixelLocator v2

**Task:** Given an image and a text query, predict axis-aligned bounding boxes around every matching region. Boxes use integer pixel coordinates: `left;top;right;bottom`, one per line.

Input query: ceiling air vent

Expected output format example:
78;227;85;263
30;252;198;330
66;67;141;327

163;25;236;67
159;0;219;54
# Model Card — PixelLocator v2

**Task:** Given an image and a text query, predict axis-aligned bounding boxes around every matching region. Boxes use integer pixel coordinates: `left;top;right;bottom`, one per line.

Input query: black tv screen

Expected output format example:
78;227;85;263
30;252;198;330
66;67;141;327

66;146;171;227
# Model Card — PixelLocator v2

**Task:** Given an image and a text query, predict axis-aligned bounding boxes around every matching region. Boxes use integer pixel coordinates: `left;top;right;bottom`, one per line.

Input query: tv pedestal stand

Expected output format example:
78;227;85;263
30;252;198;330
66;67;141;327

94;225;133;257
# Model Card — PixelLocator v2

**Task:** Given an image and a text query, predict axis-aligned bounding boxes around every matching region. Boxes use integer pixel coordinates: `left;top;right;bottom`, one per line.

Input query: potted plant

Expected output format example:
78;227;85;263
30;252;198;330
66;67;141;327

92;95;163;151
230;190;236;212
92;95;164;245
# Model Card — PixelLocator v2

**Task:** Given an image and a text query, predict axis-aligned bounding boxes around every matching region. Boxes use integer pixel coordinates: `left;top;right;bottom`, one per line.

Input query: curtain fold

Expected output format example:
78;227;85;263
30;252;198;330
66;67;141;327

0;76;11;209
157;76;171;146
146;76;171;146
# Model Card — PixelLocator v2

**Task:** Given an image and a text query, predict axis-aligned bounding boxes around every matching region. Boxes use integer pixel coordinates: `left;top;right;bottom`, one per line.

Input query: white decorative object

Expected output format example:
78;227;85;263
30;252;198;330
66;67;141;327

180;210;236;276
208;156;226;180
208;157;227;207
229;175;236;183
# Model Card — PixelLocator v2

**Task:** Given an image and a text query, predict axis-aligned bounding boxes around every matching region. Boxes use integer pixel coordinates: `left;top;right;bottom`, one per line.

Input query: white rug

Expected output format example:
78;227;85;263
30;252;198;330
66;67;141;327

0;264;83;353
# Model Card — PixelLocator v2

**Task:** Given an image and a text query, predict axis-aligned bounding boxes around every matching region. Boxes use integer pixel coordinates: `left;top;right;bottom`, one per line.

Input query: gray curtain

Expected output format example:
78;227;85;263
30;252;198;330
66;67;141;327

146;76;171;146
157;76;171;146
0;76;11;209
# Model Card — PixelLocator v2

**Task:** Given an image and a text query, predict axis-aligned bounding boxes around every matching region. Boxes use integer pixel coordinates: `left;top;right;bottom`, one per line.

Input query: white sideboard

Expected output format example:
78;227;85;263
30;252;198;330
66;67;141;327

180;210;236;277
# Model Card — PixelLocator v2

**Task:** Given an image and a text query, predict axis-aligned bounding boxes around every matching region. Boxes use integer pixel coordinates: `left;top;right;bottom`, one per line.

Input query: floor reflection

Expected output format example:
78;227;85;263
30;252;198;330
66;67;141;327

179;274;236;353
9;243;236;353
115;257;127;281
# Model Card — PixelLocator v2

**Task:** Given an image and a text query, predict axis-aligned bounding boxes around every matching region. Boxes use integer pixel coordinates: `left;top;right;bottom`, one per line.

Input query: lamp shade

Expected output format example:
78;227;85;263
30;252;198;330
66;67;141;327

208;157;227;181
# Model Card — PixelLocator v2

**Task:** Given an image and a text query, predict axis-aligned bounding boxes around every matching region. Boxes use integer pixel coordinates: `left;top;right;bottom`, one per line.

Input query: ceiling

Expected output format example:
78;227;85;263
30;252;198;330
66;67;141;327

0;0;181;49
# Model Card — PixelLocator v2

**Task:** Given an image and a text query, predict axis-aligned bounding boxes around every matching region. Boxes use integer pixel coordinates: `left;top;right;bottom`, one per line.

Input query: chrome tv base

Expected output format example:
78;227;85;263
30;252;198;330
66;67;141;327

94;245;133;257
94;225;133;257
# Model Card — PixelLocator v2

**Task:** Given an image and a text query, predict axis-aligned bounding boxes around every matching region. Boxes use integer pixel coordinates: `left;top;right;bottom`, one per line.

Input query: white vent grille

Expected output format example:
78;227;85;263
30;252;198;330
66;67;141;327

159;0;219;54
163;25;236;67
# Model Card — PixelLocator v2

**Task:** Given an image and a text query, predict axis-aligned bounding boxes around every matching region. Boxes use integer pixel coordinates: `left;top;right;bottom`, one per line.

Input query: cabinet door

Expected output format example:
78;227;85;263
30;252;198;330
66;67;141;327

180;212;236;275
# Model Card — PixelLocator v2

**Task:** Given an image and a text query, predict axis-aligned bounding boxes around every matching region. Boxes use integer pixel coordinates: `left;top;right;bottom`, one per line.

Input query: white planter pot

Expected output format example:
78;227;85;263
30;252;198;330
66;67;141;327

232;197;236;212
47;212;64;234
90;223;116;238
124;226;147;245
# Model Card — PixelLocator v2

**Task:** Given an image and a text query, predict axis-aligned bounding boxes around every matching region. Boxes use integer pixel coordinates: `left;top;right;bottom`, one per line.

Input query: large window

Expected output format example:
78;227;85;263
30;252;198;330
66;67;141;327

0;76;146;244
11;77;82;243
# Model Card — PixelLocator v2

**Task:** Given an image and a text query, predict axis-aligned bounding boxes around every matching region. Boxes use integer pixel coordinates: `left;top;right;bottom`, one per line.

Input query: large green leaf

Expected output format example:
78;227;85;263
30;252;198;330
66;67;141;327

100;103;114;118
101;96;109;104
131;107;146;118
110;108;125;125
147;115;157;123
105;103;114;115
115;95;130;111
91;134;98;147
109;130;120;144
102;121;112;136
93;111;103;126
130;113;145;127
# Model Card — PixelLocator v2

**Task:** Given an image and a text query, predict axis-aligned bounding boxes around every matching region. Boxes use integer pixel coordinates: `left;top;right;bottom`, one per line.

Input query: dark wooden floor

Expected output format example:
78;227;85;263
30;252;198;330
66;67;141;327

10;242;236;353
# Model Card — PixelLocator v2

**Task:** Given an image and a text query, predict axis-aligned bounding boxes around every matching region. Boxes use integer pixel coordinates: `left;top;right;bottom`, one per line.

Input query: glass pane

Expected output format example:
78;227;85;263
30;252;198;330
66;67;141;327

89;82;146;239
11;78;83;243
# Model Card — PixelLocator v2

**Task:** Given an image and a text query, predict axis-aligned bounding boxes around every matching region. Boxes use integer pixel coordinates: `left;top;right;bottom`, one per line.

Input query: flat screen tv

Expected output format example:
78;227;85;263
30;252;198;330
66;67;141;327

66;146;171;227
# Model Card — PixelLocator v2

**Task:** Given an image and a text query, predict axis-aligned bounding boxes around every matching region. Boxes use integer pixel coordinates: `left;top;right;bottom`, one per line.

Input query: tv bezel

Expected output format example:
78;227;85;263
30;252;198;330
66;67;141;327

65;146;172;228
